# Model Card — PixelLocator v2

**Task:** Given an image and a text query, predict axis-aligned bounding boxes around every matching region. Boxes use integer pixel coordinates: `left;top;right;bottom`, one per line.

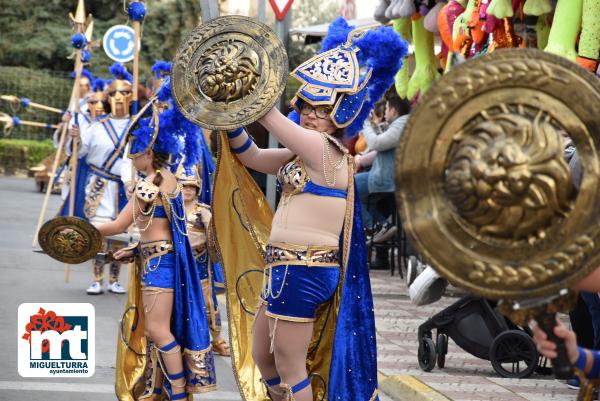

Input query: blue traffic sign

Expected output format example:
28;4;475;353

102;25;136;63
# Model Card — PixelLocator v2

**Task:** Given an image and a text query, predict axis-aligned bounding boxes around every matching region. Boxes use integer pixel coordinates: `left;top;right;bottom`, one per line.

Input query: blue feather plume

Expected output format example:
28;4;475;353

297;17;408;137
151;60;172;79
92;78;107;92
71;68;94;84
109;63;133;83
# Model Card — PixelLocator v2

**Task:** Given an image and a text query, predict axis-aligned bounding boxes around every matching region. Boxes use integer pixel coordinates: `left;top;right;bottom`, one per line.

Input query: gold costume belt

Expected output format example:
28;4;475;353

265;242;339;268
140;240;174;267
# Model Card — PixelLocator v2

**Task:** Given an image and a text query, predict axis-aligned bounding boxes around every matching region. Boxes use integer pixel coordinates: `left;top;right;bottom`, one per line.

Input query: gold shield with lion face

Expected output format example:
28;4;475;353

396;49;600;301
171;15;288;130
38;216;102;264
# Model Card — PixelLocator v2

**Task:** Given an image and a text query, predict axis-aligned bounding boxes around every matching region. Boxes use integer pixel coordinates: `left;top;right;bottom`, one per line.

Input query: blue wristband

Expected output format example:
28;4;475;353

227;128;244;139
591;350;600;378
231;136;254;154
575;347;587;370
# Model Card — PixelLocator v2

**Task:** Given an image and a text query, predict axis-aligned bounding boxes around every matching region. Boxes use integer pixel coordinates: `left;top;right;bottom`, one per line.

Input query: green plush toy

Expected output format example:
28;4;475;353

393;18;412;99
577;0;600;71
523;0;553;16
407;16;441;100
535;15;551;50
487;0;514;18
544;0;583;61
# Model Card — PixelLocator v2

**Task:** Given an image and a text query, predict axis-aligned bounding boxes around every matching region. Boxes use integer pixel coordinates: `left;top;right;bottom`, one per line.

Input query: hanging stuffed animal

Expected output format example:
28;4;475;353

407;14;441;100
394;18;413;98
374;0;392;23
386;0;417;20
535;14;551;50
424;2;445;32
523;0;552;15
487;0;514;18
545;0;583;61
577;0;600;71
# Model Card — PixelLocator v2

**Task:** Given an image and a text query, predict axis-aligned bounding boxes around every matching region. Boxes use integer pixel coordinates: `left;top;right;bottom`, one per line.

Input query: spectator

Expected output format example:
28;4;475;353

355;96;410;231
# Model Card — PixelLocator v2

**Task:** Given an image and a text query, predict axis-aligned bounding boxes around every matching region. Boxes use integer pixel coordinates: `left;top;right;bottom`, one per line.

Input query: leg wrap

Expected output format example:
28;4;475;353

93;259;104;283
261;376;282;400
109;262;121;284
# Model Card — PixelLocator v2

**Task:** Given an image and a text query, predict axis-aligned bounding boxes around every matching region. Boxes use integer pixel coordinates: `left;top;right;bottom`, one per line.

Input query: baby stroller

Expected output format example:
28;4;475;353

417;295;550;378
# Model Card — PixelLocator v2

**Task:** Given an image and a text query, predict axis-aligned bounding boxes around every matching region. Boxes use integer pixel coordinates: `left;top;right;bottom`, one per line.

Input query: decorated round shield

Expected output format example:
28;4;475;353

38;217;102;264
171;15;288;130
396;49;600;300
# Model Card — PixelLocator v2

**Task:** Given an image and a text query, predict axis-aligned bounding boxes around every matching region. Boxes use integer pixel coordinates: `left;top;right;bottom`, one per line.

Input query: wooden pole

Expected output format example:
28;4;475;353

31;86;77;248
132;20;140;115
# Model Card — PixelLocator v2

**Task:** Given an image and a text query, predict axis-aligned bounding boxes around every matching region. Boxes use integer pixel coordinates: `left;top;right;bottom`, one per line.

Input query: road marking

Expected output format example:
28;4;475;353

0;381;242;399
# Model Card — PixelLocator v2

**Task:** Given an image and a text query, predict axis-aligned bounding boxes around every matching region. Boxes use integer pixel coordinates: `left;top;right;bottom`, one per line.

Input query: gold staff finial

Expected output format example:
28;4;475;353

70;0;86;25
84;20;94;42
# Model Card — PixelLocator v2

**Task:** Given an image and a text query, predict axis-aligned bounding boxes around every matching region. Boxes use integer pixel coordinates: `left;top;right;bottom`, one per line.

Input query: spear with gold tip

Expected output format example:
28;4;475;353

0;113;59;135
32;0;92;277
0;95;64;114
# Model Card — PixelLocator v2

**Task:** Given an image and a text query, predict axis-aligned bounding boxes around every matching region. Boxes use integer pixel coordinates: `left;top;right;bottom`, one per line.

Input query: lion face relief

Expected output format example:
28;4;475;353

444;106;575;242
195;40;261;103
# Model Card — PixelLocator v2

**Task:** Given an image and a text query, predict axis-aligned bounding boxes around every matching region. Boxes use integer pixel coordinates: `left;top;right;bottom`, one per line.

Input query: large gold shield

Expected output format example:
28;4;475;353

396;49;600;301
171;15;288;130
38;216;102;264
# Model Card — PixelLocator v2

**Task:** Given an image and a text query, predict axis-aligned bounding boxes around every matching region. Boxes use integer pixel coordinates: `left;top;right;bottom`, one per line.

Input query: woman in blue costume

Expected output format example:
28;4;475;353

96;80;216;400
178;164;231;357
219;18;407;401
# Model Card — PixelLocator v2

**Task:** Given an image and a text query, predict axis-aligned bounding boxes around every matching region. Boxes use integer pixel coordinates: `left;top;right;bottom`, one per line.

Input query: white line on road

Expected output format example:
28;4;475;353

0;381;241;399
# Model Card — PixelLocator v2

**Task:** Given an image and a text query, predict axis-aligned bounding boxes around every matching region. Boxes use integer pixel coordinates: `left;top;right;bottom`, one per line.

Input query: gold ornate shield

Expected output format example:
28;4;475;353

396;49;600;300
38;216;102;264
171;15;288;130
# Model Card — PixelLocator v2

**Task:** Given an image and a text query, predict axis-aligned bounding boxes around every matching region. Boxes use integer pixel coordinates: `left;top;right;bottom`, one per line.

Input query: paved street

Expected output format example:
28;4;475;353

0;176;577;401
0;177;240;401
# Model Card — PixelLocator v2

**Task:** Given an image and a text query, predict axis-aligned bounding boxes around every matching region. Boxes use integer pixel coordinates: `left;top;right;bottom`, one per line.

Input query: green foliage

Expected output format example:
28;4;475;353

0;138;55;168
0;0;201;83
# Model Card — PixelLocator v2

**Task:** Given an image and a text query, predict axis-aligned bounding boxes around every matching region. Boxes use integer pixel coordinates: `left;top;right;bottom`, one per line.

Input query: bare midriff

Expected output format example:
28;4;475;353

136;201;172;243
269;191;346;247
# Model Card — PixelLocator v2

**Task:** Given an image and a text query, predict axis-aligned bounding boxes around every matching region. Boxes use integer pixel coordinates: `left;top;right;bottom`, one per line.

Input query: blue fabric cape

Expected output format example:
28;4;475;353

329;183;379;400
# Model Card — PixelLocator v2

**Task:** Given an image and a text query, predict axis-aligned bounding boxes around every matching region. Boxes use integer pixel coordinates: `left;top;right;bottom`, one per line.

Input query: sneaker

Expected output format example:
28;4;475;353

373;224;397;243
567;377;580;390
108;282;126;294
86;282;103;295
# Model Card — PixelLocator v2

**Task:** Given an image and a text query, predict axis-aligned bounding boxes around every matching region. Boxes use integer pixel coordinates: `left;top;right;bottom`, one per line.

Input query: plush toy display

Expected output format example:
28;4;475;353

379;0;599;101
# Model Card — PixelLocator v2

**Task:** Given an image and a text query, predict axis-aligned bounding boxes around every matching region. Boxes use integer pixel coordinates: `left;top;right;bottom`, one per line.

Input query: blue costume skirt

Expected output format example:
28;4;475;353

261;243;340;322
140;240;175;289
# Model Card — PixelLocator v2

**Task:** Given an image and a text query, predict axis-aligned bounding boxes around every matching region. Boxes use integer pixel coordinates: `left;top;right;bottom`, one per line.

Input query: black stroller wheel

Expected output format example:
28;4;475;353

489;330;538;378
436;333;448;369
418;337;437;371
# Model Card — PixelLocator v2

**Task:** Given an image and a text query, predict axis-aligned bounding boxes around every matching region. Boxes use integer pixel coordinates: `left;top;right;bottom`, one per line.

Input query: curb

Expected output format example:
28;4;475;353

378;372;452;401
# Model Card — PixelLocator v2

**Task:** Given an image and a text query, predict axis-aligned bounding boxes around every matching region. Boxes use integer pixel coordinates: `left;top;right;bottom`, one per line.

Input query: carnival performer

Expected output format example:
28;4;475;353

68;63;133;295
57;76;108;218
101;79;216;401
220;18;406;401
533;271;600;389
177;164;231;357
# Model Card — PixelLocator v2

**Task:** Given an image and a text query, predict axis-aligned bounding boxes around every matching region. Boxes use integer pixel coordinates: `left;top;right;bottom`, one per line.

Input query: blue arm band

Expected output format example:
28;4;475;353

231;136;254;154
227;128;244;139
576;347;587;370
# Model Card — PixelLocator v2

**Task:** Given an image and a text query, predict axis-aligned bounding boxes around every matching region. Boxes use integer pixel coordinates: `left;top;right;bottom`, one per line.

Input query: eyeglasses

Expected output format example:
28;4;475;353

300;103;332;119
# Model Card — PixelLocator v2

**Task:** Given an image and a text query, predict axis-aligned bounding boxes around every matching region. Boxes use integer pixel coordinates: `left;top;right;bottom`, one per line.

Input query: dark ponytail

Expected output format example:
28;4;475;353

151;152;169;187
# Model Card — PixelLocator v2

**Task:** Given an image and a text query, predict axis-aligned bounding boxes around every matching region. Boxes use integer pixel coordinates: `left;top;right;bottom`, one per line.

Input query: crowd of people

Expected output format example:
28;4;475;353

40;10;600;401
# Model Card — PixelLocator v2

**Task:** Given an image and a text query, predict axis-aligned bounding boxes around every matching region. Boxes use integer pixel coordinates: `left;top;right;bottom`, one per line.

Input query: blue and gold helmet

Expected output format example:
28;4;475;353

290;18;408;137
